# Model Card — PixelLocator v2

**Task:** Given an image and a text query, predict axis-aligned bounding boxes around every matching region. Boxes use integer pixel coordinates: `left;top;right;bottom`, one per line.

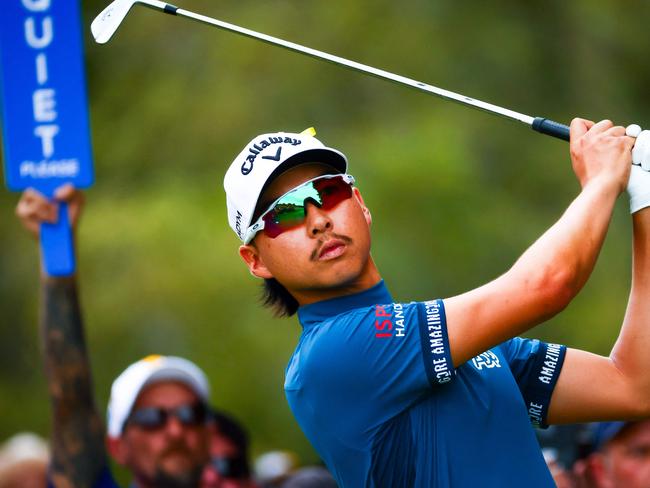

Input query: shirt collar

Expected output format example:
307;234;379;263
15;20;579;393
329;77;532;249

297;280;393;328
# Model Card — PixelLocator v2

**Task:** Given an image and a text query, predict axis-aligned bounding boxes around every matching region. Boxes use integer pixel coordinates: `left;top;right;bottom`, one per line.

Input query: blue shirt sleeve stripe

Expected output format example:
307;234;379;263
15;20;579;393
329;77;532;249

416;299;455;387
520;342;566;429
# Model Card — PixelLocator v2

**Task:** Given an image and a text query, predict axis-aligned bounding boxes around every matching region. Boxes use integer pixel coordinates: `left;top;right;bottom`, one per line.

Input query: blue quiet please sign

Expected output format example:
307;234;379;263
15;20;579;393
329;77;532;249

0;0;95;275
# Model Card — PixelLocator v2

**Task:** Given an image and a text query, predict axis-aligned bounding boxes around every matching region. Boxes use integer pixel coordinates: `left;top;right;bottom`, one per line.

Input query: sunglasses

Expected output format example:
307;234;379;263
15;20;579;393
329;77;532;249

244;174;355;244
126;403;208;431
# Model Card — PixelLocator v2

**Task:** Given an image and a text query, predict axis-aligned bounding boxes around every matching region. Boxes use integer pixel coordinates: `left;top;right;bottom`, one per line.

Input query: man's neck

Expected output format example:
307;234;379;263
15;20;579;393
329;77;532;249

292;256;382;306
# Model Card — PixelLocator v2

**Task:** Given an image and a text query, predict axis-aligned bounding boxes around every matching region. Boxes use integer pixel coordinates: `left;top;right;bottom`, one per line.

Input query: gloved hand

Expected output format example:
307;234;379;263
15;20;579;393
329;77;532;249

625;124;650;213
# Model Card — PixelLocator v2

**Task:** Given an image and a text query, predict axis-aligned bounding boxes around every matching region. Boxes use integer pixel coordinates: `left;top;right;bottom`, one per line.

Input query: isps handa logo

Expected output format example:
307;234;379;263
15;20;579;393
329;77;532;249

374;304;405;339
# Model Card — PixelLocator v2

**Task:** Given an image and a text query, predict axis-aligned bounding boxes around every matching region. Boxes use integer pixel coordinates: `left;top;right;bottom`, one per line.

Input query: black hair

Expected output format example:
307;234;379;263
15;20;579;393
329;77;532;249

211;410;249;451
262;278;299;317
211;409;252;476
246;239;299;317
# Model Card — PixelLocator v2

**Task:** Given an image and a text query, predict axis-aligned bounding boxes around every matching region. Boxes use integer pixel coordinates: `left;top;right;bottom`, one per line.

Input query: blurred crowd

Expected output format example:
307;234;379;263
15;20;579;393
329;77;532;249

0;403;337;488
539;420;650;488
3;417;649;487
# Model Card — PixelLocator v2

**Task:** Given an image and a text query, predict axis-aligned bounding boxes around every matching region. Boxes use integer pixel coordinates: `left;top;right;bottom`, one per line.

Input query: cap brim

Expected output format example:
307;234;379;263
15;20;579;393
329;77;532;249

144;368;207;397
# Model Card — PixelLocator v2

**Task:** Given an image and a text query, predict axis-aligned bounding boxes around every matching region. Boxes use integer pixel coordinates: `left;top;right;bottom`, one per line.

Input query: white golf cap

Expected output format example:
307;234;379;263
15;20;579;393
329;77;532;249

224;128;348;242
106;355;210;438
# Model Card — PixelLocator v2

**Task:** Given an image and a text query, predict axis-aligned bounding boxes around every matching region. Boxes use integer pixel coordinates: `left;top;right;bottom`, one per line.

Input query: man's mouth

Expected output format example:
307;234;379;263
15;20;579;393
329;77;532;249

318;238;347;260
159;445;192;462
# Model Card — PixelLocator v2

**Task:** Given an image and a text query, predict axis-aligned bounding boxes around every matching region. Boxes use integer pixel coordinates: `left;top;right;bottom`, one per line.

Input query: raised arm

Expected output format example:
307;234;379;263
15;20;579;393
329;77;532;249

547;160;650;422
443;119;634;366
16;185;108;487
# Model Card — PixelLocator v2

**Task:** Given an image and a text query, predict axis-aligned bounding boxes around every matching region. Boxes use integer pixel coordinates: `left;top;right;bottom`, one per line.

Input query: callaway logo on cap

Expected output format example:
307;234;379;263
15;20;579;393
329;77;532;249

224;128;348;242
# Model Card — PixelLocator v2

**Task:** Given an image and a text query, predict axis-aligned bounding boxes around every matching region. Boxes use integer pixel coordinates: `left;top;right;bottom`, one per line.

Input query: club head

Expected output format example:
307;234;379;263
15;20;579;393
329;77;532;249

92;0;171;44
91;0;138;44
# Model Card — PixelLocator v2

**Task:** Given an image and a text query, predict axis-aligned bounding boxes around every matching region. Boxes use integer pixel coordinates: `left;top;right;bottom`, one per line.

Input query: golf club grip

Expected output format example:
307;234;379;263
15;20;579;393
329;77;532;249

532;117;570;142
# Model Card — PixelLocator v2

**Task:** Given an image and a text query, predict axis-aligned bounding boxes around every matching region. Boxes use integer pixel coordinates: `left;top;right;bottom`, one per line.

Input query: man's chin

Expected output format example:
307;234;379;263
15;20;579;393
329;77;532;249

153;460;204;488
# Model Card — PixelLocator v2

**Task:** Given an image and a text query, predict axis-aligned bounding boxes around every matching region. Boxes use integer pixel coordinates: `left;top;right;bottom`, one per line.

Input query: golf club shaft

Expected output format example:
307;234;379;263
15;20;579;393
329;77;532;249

147;2;571;141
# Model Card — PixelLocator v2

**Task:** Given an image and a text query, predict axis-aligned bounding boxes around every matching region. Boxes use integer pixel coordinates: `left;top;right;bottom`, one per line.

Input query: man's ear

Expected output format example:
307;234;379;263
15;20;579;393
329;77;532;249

107;436;127;465
353;187;372;226
239;244;274;279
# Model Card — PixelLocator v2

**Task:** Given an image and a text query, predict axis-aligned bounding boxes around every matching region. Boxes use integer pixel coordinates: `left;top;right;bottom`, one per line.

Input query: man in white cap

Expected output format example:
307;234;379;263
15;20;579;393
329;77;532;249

16;191;211;487
105;355;212;487
224;120;650;487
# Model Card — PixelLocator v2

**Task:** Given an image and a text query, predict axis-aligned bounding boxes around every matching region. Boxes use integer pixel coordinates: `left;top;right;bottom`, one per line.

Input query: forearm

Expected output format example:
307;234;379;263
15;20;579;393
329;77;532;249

40;274;107;487
609;208;650;407
513;179;618;302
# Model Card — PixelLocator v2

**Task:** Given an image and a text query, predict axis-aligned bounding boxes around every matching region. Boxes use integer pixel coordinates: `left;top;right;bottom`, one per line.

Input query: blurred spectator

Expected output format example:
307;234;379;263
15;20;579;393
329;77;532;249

538;423;593;470
538;423;595;488
542;448;574;488
15;188;212;487
280;466;337;488
0;433;48;488
105;355;212;487
253;452;337;488
575;420;650;488
254;451;299;487
202;409;258;488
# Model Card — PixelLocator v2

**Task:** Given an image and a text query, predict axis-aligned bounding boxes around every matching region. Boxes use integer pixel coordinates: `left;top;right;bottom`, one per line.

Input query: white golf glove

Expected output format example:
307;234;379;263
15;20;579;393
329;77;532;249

626;124;650;213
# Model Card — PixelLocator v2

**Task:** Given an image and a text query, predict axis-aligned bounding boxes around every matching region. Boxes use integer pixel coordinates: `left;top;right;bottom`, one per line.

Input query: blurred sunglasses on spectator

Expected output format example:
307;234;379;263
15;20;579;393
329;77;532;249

126;403;208;431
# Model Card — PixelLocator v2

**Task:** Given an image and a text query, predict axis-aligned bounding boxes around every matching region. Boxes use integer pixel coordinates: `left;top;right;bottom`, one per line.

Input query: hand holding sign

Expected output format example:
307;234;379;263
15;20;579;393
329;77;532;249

16;185;84;240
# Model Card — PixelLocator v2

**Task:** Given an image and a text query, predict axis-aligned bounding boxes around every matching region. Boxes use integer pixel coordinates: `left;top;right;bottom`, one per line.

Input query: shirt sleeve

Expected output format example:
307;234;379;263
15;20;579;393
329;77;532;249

500;337;566;429
414;299;456;387
299;299;455;428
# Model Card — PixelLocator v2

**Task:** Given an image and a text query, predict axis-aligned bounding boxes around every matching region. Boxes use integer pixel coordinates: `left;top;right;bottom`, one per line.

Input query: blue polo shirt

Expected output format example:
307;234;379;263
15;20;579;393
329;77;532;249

285;281;566;488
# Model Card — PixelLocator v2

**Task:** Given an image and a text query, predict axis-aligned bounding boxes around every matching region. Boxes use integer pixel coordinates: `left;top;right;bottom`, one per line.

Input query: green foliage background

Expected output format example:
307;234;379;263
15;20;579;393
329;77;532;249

2;0;649;478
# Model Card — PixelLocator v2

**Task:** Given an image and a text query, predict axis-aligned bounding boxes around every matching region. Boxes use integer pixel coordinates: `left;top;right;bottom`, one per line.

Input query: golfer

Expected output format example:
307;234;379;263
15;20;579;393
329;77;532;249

224;119;650;487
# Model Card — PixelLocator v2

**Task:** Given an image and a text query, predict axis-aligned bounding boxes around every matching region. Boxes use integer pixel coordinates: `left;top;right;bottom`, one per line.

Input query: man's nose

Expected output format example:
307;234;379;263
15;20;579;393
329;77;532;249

164;415;185;437
305;201;332;237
